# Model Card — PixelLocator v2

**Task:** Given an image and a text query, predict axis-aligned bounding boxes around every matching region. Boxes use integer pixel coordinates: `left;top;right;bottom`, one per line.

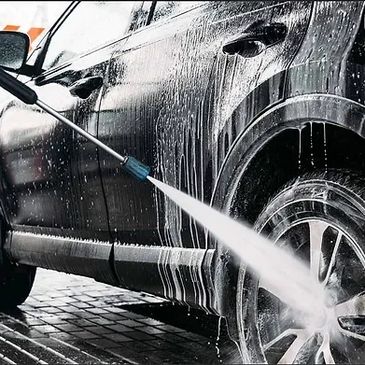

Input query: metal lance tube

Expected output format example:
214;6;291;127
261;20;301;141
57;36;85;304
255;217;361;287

36;100;128;164
0;68;150;181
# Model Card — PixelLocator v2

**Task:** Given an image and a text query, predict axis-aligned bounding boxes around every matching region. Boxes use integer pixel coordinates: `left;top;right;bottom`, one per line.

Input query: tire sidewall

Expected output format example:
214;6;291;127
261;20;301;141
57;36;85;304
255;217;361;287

236;171;365;363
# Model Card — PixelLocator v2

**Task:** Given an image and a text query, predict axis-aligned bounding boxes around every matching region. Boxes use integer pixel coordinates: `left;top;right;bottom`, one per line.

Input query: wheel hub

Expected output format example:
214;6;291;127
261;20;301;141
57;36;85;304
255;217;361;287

257;220;365;364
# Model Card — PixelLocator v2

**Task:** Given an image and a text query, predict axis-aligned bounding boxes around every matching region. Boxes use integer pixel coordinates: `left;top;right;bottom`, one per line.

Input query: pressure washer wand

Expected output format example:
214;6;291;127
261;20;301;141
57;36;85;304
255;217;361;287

0;68;150;181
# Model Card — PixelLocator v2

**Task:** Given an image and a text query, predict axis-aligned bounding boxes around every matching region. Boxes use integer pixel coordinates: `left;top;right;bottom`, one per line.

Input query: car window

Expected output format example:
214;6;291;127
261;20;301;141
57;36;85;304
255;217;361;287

43;1;135;70
151;1;204;23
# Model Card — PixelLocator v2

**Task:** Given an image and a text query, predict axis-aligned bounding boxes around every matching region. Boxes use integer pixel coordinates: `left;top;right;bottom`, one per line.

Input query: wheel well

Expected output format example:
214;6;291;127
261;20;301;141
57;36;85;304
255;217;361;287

231;122;365;224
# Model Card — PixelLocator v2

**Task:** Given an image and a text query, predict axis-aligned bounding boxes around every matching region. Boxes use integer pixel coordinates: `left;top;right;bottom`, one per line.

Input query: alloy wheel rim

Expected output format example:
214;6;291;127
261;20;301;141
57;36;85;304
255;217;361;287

257;219;365;364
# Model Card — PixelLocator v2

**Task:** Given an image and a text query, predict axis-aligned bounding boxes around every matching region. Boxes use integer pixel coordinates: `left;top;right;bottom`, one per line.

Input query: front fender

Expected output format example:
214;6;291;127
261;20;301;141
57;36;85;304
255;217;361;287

209;94;365;320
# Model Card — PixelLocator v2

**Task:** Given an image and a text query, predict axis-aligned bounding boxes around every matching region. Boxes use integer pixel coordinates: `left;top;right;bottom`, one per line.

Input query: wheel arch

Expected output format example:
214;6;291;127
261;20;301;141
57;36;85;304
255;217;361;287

209;94;365;328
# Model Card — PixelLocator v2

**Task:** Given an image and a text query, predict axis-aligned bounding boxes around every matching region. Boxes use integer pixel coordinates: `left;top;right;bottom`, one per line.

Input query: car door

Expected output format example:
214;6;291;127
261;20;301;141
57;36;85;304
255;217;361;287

99;1;312;246
98;1;213;248
0;1;136;243
97;1;312;304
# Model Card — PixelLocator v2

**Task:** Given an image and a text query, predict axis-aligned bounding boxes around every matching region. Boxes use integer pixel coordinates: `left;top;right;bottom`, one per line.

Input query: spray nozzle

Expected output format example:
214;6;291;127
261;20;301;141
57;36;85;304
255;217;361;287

122;156;150;181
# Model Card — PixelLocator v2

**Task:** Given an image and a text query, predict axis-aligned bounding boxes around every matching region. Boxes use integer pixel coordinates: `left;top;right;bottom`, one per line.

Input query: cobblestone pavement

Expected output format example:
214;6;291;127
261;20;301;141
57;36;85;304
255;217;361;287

0;269;237;364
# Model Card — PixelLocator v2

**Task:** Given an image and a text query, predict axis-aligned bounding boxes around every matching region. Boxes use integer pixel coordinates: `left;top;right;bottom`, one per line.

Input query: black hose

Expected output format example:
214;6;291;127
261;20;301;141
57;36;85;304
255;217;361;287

0;68;37;105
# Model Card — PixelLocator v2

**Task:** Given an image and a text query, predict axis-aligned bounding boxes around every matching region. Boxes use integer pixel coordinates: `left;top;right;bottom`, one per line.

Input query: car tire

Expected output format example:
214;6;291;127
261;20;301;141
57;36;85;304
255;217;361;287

0;220;36;308
0;261;36;309
236;169;365;364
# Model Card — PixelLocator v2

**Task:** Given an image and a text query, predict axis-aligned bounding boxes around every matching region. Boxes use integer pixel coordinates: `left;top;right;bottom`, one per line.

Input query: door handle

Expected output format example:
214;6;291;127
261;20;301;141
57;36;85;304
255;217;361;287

222;22;287;58
69;75;103;99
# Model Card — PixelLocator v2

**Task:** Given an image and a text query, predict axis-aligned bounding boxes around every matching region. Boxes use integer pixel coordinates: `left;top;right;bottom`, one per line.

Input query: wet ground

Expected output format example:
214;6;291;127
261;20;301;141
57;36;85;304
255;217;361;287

0;269;237;364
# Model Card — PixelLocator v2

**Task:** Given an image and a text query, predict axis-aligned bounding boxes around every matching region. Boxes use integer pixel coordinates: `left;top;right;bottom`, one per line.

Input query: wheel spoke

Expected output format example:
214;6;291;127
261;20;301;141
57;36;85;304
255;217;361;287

277;330;310;364
315;333;335;364
258;283;297;329
264;329;302;351
323;231;342;286
336;292;365;317
257;218;365;364
308;221;327;281
323;347;335;364
263;329;311;364
258;283;288;310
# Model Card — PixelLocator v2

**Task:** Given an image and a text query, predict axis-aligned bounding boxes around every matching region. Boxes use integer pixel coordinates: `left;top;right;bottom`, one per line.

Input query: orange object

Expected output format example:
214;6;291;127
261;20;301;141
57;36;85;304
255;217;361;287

3;25;20;31
27;27;45;44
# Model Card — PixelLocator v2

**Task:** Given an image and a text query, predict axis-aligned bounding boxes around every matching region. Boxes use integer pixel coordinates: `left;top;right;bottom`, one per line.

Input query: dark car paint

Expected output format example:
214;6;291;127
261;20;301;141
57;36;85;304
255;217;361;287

0;30;121;285
96;1;313;308
211;1;365;323
0;1;364;320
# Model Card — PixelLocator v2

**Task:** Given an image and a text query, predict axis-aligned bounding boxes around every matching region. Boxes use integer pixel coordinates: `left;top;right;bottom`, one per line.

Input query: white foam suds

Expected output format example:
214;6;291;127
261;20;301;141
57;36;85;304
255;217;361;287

148;176;328;322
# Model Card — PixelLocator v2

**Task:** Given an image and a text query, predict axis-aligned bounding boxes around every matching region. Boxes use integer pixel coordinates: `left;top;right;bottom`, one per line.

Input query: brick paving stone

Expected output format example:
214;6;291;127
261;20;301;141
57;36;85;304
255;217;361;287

49;332;79;341
102;333;134;342
83;300;107;308
72;295;93;302
120;330;154;341
1;322;29;335
49;292;66;298
72;331;100;340
99;313;125;321
71;311;99;319
108;324;134;333
67;319;96;327
70;301;91;309
87;317;114;326
54;324;84;333
46;300;66;307
57;297;78;304
138;326;166;335
0;269;221;364
85;291;108;298
28;302;49;309
85;308;109;315
41;317;68;325
117;319;144;328
104;307;127;314
58;306;78;313
136;318;165;326
24;318;45;326
119;312;145;319
42;307;62;314
53;313;78;320
86;338;118;349
27;329;49;339
31;295;52;302
30;325;60;334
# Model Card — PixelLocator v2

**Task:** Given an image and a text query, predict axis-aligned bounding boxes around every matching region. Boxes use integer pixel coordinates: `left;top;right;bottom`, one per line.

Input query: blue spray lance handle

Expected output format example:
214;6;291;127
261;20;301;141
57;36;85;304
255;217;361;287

122;156;150;181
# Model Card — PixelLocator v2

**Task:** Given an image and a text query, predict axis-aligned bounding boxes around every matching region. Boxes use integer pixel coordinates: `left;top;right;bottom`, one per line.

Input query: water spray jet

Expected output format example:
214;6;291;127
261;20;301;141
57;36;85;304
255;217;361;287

147;175;329;319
